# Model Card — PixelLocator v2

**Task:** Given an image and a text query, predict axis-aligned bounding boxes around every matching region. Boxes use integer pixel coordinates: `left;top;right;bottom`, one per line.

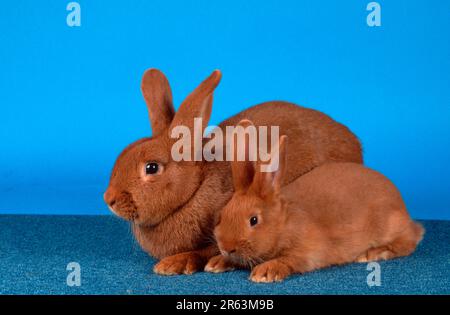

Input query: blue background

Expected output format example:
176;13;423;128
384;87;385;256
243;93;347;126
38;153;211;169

0;0;449;219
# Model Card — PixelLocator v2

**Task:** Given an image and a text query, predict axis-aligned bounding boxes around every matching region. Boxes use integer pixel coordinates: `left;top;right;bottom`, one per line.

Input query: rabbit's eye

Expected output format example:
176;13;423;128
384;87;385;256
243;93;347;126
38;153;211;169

250;216;258;227
145;162;159;175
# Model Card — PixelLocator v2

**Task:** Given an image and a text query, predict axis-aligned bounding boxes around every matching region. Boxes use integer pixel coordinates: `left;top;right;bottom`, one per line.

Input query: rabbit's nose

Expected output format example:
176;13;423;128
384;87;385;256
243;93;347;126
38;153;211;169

103;187;117;207
220;244;237;256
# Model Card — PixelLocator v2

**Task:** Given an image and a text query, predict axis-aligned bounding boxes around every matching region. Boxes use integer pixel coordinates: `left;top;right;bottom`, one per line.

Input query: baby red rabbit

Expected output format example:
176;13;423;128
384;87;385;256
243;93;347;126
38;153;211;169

206;121;424;282
104;69;363;276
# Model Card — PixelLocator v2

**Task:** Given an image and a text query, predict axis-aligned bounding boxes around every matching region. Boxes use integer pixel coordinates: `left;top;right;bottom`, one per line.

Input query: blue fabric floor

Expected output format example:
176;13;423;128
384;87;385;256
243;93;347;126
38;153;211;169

0;215;448;295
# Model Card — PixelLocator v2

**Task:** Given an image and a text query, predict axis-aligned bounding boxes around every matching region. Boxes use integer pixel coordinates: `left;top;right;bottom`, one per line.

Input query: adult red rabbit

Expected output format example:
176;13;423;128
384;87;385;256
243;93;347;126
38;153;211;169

104;69;363;275
206;121;423;282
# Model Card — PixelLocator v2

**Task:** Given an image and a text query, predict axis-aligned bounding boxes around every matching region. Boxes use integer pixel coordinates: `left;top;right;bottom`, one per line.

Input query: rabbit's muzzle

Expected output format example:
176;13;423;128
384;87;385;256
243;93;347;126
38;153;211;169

104;187;138;221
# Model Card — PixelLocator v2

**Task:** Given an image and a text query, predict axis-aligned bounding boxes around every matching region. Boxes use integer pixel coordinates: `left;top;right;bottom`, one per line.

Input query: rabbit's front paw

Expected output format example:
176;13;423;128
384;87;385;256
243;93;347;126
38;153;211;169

250;260;291;283
153;251;205;275
205;255;235;273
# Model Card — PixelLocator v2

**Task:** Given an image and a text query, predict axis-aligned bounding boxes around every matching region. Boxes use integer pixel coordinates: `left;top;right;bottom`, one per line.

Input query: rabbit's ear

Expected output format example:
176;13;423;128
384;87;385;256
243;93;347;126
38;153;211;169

169;70;222;139
141;69;175;137
231;120;257;192
252;136;288;198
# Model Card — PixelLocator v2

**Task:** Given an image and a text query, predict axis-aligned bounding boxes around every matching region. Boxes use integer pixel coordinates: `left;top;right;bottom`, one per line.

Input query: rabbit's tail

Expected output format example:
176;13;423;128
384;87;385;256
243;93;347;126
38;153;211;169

387;220;425;258
410;221;425;245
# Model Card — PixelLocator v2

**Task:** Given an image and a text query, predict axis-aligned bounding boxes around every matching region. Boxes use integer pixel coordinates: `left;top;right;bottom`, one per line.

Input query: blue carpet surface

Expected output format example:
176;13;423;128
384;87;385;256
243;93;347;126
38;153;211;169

0;215;448;295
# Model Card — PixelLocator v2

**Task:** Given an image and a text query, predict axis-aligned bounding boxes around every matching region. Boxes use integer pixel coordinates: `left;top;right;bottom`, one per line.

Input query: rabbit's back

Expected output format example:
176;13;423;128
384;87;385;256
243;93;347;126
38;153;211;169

279;162;422;267
286;163;416;253
220;101;363;185
286;162;408;228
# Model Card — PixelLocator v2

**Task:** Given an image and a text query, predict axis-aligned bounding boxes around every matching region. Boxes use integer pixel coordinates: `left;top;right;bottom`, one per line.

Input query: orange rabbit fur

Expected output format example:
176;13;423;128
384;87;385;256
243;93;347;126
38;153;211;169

104;69;363;275
207;121;424;282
